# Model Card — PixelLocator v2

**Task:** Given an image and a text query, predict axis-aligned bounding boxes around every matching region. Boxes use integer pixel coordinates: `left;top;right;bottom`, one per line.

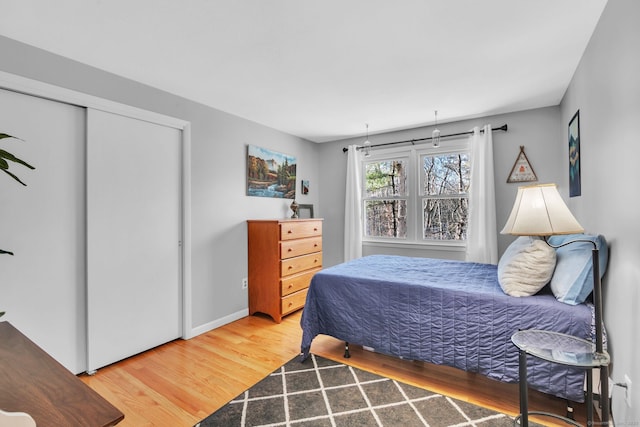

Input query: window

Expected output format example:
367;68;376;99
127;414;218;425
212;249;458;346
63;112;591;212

363;140;470;245
421;152;470;240
363;159;408;238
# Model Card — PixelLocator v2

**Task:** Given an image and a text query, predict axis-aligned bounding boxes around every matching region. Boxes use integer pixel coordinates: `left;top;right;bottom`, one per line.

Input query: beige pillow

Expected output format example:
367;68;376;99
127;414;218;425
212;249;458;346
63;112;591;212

498;236;556;297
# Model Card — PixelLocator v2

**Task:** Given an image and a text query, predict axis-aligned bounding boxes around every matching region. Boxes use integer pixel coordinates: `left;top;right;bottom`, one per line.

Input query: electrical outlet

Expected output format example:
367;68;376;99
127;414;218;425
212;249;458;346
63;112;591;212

625;374;632;407
242;278;248;289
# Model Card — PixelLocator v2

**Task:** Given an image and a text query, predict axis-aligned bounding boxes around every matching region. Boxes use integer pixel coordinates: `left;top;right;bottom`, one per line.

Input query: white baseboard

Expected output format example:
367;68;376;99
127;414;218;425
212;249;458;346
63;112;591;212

184;309;249;339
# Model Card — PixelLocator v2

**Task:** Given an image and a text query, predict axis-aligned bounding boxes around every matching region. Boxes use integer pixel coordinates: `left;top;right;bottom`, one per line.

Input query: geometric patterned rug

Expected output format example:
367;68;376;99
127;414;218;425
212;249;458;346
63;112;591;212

195;354;537;427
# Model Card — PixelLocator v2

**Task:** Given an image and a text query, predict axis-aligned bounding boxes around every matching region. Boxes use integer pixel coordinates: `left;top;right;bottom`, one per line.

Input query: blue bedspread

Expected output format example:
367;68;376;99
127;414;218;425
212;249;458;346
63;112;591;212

300;255;594;402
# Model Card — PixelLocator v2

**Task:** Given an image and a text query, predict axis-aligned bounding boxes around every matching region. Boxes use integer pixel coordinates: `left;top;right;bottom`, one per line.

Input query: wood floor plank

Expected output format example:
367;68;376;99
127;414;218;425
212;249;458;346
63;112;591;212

80;310;590;426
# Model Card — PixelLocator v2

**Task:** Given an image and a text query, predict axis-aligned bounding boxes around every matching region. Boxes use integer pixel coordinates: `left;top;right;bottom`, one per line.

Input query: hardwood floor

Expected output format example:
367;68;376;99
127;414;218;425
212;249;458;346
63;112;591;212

80;310;590;426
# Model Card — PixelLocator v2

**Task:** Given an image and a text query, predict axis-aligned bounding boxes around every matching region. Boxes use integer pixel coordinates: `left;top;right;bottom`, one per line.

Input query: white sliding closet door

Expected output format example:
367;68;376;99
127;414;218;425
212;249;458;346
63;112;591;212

87;109;182;372
0;88;86;373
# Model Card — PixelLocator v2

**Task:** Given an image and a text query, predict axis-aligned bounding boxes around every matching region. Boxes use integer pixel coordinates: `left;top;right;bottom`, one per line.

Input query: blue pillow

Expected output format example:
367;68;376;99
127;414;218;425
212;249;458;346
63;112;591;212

547;234;608;305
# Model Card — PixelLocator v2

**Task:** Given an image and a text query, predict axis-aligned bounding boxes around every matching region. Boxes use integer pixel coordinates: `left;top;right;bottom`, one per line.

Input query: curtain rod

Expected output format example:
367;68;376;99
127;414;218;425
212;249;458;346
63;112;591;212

341;124;508;153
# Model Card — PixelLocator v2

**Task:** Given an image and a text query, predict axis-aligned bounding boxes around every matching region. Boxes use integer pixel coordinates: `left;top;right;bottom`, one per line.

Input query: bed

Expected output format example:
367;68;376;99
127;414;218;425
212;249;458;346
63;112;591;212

300;235;608;403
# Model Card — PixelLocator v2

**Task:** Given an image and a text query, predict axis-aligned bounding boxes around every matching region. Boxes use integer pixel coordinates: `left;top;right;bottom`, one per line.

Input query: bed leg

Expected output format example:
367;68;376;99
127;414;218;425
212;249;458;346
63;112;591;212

344;342;351;358
566;401;575;420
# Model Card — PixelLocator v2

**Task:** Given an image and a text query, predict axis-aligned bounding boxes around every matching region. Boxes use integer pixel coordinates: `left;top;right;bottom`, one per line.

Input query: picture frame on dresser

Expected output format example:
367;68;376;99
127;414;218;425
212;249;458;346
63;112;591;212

298;204;314;218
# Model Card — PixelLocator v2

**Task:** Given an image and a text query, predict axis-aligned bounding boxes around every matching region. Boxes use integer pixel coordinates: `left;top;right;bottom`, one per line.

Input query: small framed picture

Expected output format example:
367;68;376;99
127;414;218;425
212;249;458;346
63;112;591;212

298;204;314;218
301;180;310;195
568;110;581;197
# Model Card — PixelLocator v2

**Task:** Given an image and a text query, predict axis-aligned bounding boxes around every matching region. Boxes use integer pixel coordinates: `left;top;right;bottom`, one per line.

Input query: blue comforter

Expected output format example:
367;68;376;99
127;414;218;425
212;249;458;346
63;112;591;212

300;255;594;402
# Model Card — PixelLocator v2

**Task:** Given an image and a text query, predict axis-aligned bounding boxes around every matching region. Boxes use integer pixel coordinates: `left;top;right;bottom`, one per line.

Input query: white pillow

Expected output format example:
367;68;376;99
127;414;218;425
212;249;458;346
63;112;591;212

498;236;557;297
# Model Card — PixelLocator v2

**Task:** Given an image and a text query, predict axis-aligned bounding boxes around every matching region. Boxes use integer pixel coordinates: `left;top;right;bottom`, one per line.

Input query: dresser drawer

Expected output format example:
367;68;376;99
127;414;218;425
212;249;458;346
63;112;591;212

280;220;322;241
281;288;308;315
281;252;322;277
281;268;320;296
280;236;322;259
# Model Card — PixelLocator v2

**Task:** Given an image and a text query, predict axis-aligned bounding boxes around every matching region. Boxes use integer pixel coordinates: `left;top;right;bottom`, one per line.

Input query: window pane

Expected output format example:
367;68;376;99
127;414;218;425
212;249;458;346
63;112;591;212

422;197;468;240
365;160;407;197
364;199;407;238
422;154;470;195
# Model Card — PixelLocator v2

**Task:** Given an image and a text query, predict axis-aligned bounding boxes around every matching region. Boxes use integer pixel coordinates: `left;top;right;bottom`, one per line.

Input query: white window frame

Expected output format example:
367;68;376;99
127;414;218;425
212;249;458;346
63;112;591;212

361;137;470;250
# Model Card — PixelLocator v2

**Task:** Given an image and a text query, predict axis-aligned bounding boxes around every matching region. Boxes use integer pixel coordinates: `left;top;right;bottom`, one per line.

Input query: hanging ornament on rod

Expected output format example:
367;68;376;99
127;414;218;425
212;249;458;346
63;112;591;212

363;123;371;157
432;110;441;147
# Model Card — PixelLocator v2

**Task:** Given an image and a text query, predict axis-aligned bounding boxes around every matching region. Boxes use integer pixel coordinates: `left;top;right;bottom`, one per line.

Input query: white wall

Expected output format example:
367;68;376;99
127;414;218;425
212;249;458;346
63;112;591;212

317;106;563;267
0;36;321;338
560;0;640;420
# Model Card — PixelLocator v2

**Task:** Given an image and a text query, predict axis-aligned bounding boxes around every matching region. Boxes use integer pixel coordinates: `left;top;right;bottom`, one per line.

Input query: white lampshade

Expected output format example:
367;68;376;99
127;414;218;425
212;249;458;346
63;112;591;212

501;183;584;236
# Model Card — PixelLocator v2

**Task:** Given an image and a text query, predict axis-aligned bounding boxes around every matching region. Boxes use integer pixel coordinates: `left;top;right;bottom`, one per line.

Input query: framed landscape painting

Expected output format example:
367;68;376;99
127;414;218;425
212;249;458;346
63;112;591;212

569;110;581;197
246;145;297;199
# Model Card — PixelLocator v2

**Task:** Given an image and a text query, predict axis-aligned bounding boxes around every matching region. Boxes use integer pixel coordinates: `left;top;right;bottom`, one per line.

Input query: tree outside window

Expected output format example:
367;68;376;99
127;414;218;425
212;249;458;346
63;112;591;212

364;160;407;238
422;153;470;240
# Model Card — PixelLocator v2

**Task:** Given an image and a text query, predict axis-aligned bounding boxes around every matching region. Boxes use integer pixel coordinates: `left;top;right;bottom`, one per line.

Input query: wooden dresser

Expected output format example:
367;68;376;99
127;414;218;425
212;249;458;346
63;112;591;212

247;219;323;323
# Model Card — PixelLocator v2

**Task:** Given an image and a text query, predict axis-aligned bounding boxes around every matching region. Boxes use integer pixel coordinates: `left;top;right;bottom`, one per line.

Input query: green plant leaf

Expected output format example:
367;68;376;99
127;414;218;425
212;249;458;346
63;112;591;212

0;134;35;185
0;132;24;140
0;149;35;170
2;132;31;254
1;167;28;186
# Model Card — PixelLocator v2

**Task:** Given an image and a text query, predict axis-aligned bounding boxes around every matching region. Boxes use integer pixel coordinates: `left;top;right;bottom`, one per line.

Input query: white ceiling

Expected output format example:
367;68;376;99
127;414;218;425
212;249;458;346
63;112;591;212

1;0;607;142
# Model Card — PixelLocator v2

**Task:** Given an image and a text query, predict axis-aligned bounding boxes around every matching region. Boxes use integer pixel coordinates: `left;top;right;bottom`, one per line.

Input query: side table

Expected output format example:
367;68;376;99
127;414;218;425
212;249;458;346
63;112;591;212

511;329;610;427
0;321;124;426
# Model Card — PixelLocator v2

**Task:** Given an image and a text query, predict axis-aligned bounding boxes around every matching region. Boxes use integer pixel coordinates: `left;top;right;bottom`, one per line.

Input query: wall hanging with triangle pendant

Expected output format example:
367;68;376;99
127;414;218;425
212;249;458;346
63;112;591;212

507;145;538;183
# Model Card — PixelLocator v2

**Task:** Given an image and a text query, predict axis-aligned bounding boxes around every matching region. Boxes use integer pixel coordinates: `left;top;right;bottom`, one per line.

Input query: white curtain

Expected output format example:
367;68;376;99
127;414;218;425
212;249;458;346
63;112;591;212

344;145;363;261
465;125;498;264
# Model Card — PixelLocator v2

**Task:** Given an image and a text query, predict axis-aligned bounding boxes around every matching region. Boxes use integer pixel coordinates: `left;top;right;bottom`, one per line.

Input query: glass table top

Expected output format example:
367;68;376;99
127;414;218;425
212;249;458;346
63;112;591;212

512;329;610;367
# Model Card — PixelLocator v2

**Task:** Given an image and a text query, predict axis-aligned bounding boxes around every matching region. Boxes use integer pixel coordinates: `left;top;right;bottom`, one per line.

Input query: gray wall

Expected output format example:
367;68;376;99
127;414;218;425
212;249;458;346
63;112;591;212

560;0;640;420
0;35;321;334
317;106;564;267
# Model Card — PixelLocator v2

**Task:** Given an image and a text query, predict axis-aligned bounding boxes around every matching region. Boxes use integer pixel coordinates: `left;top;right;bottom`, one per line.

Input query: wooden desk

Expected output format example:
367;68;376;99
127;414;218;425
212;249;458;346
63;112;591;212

0;321;124;426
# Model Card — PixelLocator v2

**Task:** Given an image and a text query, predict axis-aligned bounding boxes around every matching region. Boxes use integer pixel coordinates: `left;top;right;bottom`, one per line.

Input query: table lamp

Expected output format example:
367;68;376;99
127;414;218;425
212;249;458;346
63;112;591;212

501;183;609;424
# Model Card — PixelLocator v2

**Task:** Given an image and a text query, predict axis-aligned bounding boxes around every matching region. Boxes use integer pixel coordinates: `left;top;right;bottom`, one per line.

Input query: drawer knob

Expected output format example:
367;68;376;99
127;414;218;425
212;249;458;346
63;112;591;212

287;230;293;234
288;266;293;270
287;248;292;252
